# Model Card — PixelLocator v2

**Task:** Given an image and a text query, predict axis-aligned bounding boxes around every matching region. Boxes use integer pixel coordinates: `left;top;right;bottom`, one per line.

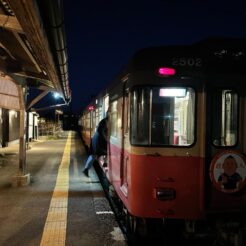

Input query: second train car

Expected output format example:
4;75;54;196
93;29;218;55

79;38;246;245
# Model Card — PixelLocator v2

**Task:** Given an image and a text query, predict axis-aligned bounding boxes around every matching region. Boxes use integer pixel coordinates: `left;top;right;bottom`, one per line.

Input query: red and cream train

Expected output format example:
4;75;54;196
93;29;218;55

79;38;246;244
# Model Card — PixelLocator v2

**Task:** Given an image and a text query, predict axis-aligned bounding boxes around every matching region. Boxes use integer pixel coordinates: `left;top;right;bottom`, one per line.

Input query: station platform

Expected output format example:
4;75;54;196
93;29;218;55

0;131;126;246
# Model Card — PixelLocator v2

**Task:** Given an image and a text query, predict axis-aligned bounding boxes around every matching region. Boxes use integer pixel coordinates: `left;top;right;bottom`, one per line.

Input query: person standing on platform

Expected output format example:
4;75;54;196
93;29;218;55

82;113;108;177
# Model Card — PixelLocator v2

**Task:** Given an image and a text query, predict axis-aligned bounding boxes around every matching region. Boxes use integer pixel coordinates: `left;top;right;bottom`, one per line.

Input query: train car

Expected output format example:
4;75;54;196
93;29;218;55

80;38;246;245
79;91;109;147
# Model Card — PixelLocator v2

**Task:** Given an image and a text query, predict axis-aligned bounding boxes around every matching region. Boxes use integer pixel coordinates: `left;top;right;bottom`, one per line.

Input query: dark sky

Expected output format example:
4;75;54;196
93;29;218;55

63;0;246;114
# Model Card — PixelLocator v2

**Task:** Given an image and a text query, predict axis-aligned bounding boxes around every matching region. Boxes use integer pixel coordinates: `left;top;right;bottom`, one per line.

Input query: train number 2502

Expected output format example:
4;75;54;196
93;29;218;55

172;57;202;67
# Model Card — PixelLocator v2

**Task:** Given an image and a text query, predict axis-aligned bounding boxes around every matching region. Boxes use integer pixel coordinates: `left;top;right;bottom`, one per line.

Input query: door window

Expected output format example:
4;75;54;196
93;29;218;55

212;90;238;146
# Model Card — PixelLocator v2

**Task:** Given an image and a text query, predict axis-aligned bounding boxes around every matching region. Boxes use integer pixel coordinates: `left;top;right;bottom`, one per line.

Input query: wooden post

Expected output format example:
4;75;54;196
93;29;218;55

12;85;30;186
19;107;26;174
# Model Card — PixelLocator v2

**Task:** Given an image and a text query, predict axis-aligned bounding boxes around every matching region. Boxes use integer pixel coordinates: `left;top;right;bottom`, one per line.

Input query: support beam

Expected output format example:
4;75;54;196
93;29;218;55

0;14;23;33
15;71;53;86
12;32;41;73
27;89;50;110
7;0;63;95
37;85;56;91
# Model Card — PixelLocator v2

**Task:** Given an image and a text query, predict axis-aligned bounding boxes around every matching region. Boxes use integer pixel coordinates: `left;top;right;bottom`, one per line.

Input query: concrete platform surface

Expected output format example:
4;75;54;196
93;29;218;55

0;131;126;246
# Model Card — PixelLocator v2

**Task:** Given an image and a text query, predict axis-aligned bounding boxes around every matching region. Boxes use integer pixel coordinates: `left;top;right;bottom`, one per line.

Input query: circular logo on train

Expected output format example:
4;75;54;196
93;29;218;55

210;151;246;193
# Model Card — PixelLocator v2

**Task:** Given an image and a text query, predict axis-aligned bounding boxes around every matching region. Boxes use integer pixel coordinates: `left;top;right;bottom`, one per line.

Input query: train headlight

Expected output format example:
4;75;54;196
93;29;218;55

154;187;176;201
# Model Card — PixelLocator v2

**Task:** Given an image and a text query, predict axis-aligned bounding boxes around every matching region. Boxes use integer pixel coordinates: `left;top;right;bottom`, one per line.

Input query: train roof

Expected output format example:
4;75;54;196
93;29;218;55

129;37;245;67
121;37;245;74
83;37;246;112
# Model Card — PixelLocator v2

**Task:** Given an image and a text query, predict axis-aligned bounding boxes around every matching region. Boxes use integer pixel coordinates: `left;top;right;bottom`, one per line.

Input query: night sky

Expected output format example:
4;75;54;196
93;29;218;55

63;0;246;114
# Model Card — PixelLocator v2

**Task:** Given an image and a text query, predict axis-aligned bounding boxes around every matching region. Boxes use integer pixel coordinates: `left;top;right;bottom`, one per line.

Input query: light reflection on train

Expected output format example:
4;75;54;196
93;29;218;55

79;38;246;245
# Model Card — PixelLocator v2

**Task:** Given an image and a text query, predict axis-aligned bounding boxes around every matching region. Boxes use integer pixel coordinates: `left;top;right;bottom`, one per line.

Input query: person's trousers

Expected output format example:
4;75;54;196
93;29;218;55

84;155;95;170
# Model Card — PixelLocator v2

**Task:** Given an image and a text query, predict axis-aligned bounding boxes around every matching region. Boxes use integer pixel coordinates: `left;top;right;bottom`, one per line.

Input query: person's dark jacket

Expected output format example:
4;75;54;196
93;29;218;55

90;117;108;156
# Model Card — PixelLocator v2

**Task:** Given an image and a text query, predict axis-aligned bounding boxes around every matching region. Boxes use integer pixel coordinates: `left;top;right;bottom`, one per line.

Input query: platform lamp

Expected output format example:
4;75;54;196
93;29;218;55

53;92;63;131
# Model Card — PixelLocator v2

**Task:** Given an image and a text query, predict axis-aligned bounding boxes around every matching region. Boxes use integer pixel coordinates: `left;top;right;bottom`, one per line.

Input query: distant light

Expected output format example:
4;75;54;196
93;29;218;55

9;110;18;118
158;67;176;76
53;92;61;99
88;105;94;111
55;110;63;115
159;88;186;97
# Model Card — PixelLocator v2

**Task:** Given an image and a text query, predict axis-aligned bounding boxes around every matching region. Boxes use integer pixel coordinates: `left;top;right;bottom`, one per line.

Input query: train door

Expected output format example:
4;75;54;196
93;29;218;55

205;78;246;210
120;83;129;196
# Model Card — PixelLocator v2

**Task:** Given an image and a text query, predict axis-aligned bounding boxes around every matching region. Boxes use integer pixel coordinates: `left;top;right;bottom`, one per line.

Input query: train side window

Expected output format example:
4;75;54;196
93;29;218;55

130;87;150;145
111;100;118;138
86;112;90;129
103;95;109;118
92;110;96;132
124;93;129;135
212;90;238;146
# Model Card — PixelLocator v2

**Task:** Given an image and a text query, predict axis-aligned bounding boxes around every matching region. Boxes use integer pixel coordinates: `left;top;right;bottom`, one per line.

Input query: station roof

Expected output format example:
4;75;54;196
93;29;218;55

0;0;71;104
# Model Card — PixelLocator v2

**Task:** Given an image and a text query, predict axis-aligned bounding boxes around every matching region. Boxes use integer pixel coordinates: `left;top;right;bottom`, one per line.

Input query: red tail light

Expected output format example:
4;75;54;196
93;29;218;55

88;105;94;111
158;67;176;76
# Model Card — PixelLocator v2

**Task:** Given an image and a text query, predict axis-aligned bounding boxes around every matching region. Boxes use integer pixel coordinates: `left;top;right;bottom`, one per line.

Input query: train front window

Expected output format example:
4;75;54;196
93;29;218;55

151;87;195;146
212;90;238;146
130;86;195;146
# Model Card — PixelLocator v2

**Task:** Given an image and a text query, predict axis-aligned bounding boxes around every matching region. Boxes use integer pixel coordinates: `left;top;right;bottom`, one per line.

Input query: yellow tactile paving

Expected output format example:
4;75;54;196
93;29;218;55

49;199;68;208
40;132;72;246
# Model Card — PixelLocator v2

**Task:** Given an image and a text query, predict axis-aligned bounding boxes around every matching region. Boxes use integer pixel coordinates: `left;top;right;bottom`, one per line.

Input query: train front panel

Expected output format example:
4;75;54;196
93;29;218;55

107;80;207;219
107;73;246;221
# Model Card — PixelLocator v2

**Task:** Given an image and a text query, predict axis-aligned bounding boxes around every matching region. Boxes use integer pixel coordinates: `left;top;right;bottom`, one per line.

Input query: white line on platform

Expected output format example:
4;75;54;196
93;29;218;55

96;211;114;214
